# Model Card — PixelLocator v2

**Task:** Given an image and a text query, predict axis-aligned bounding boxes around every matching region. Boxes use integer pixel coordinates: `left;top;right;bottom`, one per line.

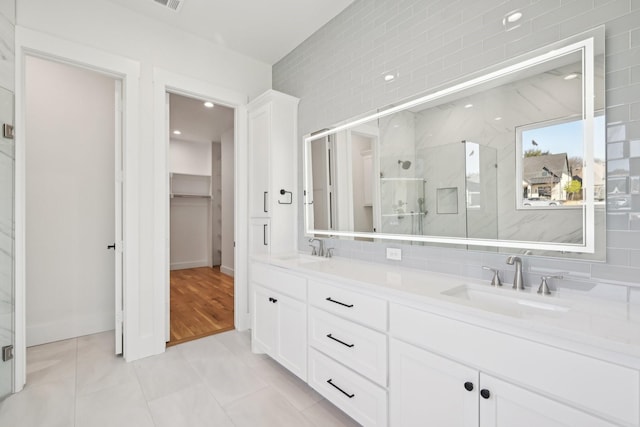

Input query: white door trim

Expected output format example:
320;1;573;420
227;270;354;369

14;26;140;391
152;68;250;348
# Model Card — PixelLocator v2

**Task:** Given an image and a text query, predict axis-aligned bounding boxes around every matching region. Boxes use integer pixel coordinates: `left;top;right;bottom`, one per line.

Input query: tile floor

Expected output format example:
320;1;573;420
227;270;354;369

0;330;360;427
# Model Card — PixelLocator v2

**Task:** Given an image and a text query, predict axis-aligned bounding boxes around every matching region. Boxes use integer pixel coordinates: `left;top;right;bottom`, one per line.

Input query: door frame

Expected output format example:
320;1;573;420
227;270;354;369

152;68;250;344
14;27;140;391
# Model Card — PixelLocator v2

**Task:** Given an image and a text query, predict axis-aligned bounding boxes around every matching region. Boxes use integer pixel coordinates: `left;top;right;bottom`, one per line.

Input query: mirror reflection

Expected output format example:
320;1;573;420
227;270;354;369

304;30;605;257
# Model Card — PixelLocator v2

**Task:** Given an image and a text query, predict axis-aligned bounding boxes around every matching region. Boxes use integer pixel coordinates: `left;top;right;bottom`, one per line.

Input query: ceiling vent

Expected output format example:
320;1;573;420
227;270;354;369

152;0;184;12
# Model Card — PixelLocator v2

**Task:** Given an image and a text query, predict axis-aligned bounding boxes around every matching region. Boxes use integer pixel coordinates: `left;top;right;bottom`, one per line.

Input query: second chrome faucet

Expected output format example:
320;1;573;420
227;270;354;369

506;256;525;290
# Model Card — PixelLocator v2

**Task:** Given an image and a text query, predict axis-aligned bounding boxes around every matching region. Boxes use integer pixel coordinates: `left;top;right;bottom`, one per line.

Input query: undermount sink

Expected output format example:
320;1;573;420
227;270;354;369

273;254;328;264
441;284;570;318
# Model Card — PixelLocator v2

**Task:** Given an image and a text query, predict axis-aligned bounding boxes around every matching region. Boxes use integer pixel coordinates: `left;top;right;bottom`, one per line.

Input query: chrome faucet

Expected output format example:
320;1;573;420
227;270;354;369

506;256;525;290
309;238;324;257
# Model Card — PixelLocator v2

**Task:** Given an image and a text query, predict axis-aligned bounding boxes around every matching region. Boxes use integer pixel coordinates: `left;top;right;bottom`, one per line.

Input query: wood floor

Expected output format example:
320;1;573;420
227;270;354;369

168;266;234;347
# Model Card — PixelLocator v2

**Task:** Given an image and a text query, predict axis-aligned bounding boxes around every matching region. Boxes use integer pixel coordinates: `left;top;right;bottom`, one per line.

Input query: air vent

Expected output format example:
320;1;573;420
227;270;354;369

152;0;184;12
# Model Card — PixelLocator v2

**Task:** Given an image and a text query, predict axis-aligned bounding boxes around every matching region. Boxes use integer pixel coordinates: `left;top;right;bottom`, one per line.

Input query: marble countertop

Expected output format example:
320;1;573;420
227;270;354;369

253;253;640;368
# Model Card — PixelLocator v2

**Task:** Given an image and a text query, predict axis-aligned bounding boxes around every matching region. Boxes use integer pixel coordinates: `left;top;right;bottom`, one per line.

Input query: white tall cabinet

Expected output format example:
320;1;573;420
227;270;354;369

248;90;299;256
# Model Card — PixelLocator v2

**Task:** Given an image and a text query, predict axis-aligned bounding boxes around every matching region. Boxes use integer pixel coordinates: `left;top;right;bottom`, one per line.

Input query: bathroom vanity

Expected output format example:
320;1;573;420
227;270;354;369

250;255;639;427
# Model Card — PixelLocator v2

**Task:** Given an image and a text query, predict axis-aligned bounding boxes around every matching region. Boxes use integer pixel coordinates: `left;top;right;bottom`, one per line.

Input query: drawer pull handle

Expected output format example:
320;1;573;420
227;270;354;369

325;297;354;308
327;379;355;398
464;382;474;392
480;389;491;399
268;297;278;303
326;333;354;348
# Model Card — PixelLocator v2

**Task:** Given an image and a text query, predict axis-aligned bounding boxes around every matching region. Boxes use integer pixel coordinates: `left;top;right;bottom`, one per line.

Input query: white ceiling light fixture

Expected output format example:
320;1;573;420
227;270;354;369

384;74;396;82
464;103;473;109
173;130;182;135
502;10;523;31
564;73;579;80
494;116;502;121
151;0;184;12
203;101;215;108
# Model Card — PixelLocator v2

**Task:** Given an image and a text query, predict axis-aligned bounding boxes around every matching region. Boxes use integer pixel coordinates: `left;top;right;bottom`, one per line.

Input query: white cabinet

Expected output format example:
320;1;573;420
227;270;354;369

251;263;307;381
390;338;617;427
248;90;299;255
249;261;639;427
249;218;270;256
252;284;307;380
307;280;388;426
390;339;477;427
390;303;639;427
479;374;618;427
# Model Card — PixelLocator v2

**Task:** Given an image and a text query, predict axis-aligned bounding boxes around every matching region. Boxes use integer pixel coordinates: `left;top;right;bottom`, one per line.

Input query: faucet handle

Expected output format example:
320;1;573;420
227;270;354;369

537;273;564;295
482;266;502;287
325;247;334;258
309;244;318;256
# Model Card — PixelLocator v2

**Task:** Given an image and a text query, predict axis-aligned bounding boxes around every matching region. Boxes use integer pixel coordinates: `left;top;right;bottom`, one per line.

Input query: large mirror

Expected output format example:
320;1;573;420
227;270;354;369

304;27;605;257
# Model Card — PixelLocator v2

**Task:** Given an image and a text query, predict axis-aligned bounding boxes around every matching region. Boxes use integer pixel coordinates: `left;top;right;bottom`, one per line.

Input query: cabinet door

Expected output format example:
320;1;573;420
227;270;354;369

248;104;271;217
276;294;307;381
479;374;617;427
390;339;478;427
252;285;277;355
249;218;270;255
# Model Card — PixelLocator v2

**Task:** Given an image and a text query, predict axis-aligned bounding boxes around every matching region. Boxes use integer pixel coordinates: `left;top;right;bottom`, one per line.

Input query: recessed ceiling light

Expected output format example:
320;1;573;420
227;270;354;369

384;74;396;82
464;104;473;109
564;73;579;80
494;116;502;121
173;130;182;135
506;11;522;23
204;101;214;108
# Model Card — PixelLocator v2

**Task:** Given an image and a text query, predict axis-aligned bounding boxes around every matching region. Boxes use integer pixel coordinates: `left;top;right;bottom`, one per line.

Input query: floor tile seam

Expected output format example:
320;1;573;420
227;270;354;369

263;372;322;413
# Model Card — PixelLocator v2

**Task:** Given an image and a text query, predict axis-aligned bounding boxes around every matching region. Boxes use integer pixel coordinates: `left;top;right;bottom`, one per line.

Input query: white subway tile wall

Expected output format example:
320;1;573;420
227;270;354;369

273;0;640;299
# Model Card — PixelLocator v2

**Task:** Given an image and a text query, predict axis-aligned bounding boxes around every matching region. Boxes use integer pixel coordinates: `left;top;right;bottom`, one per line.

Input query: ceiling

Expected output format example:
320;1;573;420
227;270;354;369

106;0;355;64
169;93;234;144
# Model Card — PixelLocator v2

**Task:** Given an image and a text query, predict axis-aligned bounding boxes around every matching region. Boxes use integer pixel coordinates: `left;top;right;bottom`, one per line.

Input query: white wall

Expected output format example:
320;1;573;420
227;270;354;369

25;56;115;346
16;0;271;360
221;128;235;276
169;139;212;176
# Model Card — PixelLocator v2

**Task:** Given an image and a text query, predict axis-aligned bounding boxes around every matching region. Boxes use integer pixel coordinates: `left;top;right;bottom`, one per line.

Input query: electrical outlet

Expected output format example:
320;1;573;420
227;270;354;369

386;247;402;261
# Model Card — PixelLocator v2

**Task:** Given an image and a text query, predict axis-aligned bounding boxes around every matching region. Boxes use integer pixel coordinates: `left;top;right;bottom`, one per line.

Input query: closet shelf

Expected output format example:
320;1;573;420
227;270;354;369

170;193;212;199
170;172;212;197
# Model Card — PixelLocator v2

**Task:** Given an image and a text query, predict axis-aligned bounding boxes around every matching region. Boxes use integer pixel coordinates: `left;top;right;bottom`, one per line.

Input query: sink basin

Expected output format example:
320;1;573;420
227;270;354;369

441;284;570;318
273;254;328;264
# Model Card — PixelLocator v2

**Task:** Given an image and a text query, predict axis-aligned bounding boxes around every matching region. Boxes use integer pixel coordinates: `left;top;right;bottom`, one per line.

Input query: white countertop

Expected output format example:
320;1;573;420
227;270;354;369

253;254;640;368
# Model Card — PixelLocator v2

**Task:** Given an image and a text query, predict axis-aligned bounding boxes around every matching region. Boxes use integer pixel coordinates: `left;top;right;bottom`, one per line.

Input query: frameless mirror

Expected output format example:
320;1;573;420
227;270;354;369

304;27;605;257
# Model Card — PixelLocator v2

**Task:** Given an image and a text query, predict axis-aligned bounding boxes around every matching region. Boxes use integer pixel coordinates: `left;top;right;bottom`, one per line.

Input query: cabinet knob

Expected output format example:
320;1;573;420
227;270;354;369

480;389;491;399
464;382;474;392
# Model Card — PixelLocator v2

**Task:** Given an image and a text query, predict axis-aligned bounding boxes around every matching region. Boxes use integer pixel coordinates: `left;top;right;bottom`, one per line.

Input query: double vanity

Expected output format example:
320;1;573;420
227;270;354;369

250;254;640;427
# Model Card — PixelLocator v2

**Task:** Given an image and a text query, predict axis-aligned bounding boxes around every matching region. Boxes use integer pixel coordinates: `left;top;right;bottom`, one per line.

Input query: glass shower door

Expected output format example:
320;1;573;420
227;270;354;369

0;85;14;400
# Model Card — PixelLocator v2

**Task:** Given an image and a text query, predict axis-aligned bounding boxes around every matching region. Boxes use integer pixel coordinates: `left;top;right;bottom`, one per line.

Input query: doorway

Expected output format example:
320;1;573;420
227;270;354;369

166;92;235;346
23;56;122;351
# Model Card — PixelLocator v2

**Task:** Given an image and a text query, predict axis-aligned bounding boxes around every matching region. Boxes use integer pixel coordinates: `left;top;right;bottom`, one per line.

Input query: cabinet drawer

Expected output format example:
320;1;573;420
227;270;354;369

309;280;387;331
309;348;387;427
390;303;640;427
250;262;306;300
309;307;387;386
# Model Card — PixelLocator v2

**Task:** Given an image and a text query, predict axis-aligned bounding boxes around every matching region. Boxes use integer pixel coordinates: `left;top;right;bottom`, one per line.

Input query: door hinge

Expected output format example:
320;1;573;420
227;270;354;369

2;345;13;362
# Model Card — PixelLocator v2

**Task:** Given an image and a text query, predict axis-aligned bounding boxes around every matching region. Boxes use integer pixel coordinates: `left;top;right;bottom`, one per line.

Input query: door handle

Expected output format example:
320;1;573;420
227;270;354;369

107;243;116;250
263;191;268;213
263;224;268;246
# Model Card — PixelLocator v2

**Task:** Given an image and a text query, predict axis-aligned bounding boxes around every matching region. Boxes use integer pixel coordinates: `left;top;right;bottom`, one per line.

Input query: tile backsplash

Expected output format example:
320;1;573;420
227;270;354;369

273;0;640;300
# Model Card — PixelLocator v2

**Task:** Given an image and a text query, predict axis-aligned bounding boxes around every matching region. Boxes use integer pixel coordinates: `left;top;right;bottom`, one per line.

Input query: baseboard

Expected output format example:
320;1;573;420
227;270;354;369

26;314;114;347
220;265;234;277
170;260;209;270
